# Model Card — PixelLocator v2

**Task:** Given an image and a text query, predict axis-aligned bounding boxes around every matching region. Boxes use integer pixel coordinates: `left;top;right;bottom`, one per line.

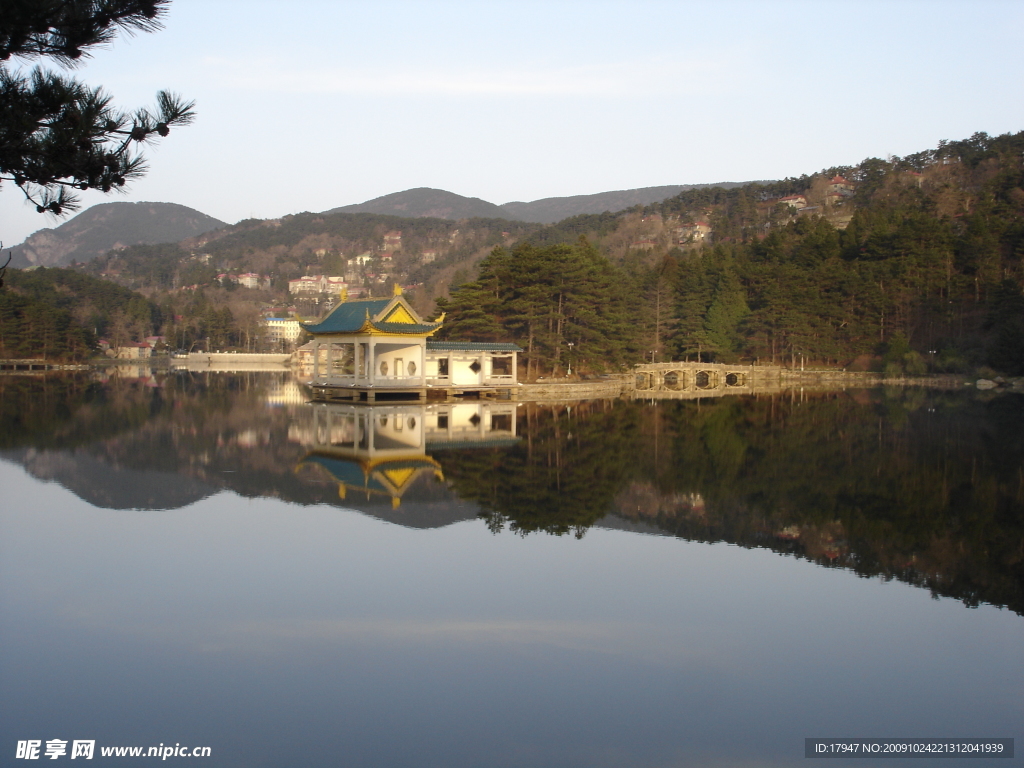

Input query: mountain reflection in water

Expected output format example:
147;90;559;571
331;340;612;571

2;371;1022;615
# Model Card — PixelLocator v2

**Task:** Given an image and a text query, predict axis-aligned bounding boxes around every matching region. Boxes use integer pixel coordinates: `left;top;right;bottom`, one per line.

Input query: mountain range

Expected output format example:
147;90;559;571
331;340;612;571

328;183;756;224
6;182;760;268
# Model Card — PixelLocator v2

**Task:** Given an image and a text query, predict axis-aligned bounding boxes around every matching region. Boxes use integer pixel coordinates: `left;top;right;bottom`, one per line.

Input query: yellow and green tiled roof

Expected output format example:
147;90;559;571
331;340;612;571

301;297;441;335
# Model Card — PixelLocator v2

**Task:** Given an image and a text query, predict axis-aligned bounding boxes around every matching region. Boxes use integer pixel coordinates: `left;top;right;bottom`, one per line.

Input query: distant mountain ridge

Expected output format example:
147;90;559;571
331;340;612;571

324;188;508;220
7;201;226;268
5;182;769;268
323;183;768;225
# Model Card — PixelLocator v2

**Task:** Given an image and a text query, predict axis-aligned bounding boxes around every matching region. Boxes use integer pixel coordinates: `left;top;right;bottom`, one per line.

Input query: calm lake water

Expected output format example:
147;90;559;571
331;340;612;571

1;371;1021;767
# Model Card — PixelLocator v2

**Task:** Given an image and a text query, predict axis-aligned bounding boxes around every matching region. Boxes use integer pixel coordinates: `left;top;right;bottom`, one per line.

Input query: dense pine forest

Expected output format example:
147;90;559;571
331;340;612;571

0;268;160;360
440;131;1024;376
2;130;1022;373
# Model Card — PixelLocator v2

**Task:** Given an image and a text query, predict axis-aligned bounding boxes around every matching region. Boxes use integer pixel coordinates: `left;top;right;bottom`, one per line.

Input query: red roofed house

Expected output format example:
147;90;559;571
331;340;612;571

903;171;924;188
828;175;855;196
324;277;347;295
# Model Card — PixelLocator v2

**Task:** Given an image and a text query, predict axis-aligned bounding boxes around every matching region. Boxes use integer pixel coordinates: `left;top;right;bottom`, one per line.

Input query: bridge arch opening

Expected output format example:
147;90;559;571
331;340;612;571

695;370;713;390
725;372;745;387
663;371;683;390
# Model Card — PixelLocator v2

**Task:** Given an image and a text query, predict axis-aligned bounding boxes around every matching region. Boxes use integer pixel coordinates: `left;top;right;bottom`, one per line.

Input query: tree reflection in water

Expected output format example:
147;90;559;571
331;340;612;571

437;400;641;538
1;372;1022;613
435;391;1024;615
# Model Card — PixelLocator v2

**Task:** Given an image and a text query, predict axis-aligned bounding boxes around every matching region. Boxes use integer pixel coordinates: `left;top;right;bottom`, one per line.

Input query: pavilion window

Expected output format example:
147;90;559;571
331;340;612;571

491;356;513;376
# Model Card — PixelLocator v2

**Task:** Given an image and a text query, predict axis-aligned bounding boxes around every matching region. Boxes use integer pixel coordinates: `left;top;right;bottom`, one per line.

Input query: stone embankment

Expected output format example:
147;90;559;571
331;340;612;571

0;358;90;373
517;377;628;401
172;352;291;371
516;369;880;401
513;368;1024;402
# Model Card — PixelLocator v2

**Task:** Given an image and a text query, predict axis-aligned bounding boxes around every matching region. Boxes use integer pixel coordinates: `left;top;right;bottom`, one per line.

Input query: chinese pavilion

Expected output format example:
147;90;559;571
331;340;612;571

301;287;520;401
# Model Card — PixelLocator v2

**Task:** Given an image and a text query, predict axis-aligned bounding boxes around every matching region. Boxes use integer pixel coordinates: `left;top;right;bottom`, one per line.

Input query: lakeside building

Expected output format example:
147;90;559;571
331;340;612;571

302;287;520;402
112;342;152;360
263;317;305;348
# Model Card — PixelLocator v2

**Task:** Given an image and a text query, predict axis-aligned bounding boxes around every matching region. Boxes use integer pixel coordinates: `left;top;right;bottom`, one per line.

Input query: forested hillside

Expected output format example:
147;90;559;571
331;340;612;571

84;211;538;300
436;239;637;377
4;130;1021;375
439;131;1024;377
1;268;160;360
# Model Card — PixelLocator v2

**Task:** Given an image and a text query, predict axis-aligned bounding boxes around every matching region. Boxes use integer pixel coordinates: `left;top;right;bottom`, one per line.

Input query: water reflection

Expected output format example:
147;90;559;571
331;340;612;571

298;402;519;507
1;371;1022;614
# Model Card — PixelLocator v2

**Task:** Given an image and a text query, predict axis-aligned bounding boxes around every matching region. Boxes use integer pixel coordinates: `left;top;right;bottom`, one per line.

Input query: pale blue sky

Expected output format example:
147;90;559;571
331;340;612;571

3;0;1023;245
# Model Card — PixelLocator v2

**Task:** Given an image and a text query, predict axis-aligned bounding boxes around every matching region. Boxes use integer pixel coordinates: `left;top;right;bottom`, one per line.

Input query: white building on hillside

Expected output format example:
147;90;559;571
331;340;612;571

288;275;347;295
779;195;807;210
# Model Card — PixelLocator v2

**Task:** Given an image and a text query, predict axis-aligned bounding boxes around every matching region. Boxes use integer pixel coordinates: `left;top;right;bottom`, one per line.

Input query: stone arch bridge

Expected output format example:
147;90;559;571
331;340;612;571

632;362;785;399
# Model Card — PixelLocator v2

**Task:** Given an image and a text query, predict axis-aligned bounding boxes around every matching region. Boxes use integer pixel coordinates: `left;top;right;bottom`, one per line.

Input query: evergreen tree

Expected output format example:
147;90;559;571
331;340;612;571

1;0;194;217
440;239;637;377
702;270;749;360
673;254;713;361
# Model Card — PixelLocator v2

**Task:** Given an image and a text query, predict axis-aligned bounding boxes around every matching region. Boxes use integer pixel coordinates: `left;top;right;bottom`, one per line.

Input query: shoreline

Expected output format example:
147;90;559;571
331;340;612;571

4;360;1022;398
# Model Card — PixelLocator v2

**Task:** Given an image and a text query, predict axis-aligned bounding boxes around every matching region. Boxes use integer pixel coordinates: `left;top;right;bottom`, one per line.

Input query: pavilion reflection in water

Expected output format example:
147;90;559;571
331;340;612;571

298;402;520;507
